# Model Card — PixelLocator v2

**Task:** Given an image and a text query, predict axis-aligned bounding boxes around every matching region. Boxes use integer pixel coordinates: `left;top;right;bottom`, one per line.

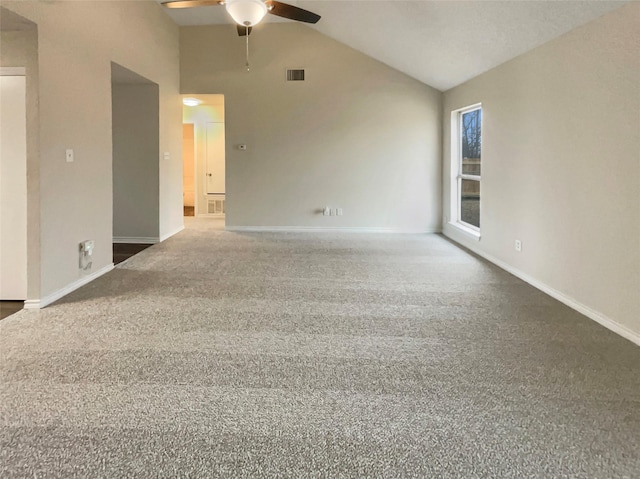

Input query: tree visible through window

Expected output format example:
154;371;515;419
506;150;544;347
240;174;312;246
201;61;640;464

462;110;481;160
459;107;481;229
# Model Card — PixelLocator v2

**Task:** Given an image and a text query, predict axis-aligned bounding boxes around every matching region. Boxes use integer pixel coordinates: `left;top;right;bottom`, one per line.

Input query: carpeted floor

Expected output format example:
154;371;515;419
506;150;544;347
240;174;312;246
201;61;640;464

1;217;638;478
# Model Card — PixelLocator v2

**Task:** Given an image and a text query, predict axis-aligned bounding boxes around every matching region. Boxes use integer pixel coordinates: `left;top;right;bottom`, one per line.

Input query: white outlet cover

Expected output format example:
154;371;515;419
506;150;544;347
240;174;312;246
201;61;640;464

80;240;94;253
66;149;74;162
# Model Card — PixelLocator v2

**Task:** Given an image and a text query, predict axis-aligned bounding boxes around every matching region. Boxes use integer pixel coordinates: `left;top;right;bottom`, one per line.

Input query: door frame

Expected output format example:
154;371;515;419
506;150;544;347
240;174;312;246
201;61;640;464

0;68;28;299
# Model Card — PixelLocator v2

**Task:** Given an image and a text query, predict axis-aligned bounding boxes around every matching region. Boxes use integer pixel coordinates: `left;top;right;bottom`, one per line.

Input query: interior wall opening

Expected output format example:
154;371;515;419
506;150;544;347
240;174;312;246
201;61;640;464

182;94;226;225
0;7;39;319
111;62;160;265
0;73;27;309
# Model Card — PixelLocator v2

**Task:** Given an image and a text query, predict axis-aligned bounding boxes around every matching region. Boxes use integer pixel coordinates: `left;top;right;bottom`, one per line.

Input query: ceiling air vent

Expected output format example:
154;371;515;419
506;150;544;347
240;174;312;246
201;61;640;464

286;69;305;81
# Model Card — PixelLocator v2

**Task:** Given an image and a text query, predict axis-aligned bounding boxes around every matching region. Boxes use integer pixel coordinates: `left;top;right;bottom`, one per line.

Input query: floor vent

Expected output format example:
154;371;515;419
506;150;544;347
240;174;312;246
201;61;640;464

207;197;225;215
286;69;305;81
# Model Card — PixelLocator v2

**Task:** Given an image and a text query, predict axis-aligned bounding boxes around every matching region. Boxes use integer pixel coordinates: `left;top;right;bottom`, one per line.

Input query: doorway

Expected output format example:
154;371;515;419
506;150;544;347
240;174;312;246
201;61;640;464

182;95;226;222
0;7;39;317
0;73;27;304
183;124;195;216
111;63;159;263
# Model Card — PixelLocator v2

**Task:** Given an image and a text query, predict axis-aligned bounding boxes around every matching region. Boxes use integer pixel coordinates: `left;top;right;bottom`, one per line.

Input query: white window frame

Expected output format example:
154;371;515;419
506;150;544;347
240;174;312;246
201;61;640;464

449;103;482;238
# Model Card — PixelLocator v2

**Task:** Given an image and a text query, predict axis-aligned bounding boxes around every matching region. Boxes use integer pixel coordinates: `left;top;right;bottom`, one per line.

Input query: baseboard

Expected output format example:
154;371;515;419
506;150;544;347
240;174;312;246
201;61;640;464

23;263;114;310
0;67;26;75
113;226;185;244
159;225;185;242
443;231;640;347
113;236;159;244
226;226;441;234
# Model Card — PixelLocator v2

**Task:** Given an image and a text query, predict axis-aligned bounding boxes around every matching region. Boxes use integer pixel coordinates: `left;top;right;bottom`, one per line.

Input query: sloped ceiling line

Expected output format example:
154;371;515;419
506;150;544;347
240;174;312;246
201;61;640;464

157;0;627;91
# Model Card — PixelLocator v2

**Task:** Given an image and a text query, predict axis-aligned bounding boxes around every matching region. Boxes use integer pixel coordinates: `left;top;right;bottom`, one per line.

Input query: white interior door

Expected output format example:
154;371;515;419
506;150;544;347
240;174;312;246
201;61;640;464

0;75;28;299
205;122;225;194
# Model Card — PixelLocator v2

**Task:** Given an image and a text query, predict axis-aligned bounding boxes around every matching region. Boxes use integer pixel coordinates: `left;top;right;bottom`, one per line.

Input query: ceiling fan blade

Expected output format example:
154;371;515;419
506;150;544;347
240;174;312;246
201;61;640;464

267;1;321;24
161;0;222;9
237;24;253;36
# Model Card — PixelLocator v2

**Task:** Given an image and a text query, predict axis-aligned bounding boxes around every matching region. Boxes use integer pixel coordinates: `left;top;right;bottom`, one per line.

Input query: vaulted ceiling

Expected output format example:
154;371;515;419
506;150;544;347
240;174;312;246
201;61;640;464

158;0;627;91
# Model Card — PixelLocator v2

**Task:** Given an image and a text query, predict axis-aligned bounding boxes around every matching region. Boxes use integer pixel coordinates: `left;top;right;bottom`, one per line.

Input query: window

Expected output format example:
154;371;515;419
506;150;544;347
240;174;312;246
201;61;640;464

451;104;482;233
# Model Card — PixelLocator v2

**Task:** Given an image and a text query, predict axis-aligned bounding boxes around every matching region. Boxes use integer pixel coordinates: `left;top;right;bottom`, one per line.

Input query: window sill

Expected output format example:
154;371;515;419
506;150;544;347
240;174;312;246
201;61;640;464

447;222;481;241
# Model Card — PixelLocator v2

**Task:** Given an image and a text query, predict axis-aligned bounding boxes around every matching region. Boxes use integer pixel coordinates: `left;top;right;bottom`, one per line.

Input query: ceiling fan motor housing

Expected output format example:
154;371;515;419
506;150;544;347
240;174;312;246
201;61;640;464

225;0;268;27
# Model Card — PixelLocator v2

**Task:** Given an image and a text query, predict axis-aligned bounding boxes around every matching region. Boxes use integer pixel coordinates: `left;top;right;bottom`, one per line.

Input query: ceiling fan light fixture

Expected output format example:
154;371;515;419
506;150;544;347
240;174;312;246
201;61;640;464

225;0;267;27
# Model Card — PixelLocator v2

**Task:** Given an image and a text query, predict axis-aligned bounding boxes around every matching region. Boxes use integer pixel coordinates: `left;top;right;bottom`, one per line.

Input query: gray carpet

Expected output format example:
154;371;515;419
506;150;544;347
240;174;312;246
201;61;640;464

1;218;639;478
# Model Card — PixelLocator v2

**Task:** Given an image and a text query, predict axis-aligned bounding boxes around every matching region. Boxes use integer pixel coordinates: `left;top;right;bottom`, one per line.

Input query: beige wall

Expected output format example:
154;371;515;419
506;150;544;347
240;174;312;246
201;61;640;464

442;4;640;338
2;1;182;301
181;23;442;231
112;83;160;241
0;26;40;300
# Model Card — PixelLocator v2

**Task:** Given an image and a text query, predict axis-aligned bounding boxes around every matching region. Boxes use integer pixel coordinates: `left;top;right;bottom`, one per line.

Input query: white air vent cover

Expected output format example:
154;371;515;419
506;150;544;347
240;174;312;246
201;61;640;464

286;69;305;81
207;198;225;215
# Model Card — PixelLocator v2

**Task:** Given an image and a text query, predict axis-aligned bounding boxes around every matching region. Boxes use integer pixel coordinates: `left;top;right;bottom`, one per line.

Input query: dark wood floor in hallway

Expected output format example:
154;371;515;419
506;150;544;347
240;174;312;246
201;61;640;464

112;243;153;266
0;301;23;320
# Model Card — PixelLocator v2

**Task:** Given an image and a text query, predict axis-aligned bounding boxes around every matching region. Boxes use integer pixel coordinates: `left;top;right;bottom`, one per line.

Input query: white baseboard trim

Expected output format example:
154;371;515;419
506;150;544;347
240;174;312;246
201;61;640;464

443;231;640;347
0;67;26;76
113;236;159;244
159;225;185;242
226;226;441;234
23;263;114;310
113;226;184;245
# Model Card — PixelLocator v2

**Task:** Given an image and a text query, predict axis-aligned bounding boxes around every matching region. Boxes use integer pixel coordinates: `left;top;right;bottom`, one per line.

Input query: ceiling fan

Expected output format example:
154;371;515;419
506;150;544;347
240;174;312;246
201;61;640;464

162;0;321;36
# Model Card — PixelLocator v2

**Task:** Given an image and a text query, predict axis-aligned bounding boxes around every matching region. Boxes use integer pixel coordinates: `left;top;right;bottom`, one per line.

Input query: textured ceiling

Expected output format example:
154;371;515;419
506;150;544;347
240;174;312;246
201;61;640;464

158;0;627;91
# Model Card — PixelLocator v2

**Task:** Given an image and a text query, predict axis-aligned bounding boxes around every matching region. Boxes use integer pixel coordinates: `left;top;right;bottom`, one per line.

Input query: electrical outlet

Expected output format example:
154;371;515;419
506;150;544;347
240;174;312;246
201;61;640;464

66;149;74;163
515;239;522;252
79;240;94;270
82;240;94;254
